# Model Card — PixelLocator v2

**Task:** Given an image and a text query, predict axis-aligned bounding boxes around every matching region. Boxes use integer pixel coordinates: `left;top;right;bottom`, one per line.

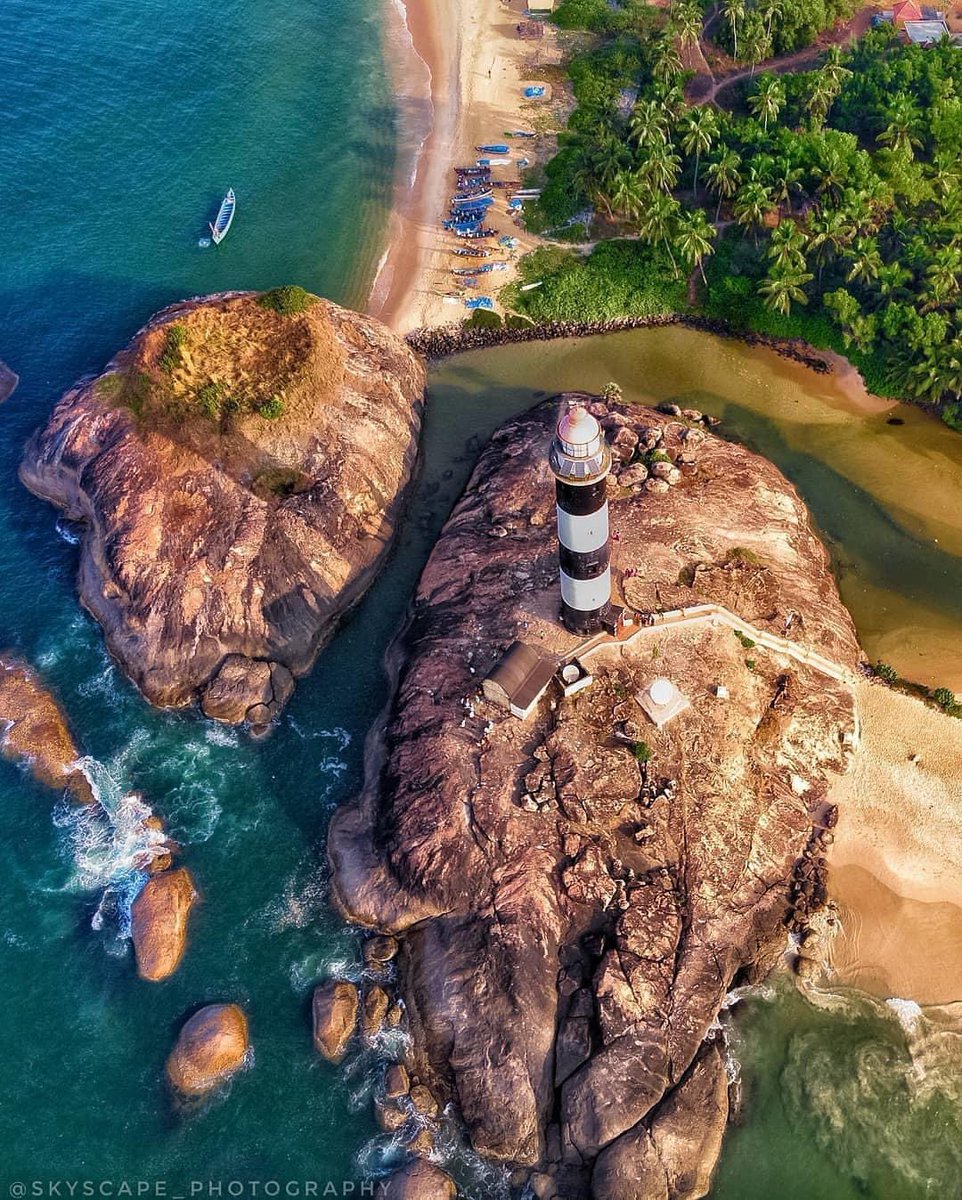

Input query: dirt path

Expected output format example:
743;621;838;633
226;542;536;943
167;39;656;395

690;4;877;107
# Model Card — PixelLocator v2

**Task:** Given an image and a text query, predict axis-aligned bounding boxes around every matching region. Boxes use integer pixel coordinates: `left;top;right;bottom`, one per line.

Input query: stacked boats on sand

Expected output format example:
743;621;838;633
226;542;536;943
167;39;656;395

441;134;541;311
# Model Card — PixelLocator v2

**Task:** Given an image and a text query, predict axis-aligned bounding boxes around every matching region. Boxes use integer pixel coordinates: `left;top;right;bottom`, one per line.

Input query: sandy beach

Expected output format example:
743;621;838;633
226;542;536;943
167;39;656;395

370;0;560;333
826;680;962;1005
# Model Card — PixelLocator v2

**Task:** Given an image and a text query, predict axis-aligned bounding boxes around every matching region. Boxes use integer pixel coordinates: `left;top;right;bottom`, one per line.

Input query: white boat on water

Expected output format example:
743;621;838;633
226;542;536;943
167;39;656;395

209;188;236;244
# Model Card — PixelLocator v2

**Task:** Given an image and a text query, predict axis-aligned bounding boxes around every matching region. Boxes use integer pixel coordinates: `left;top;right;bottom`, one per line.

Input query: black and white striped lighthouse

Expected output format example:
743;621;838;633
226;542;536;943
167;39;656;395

549;401;612;634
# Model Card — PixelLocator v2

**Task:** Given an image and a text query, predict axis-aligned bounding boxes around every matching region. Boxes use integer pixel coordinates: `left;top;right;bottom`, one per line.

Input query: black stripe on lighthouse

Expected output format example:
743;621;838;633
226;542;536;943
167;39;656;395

556;478;611;633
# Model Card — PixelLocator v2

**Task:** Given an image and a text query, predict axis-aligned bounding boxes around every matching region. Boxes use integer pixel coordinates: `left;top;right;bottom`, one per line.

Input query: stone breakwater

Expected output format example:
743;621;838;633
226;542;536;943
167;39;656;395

405;313;834;373
330;394;860;1199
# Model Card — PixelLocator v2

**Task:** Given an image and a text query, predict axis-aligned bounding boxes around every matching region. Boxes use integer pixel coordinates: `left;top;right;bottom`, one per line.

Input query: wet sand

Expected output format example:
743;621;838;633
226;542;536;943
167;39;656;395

371;0;556;333
828;680;962;1004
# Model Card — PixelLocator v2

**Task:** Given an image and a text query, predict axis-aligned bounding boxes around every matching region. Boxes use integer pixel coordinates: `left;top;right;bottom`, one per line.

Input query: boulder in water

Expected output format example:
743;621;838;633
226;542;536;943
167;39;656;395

131;867;198;981
0;656;94;804
312;980;358;1062
165;1003;250;1096
380;1161;457;1200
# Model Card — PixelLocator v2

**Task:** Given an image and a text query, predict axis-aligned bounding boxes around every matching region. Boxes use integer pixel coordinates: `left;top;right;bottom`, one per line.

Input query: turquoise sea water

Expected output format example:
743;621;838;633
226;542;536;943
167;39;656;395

2;2;961;1195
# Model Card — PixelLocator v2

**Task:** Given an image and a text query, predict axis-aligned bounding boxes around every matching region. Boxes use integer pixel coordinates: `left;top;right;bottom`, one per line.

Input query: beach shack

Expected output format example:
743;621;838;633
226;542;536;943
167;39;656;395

483;642;556;719
527;0;557;13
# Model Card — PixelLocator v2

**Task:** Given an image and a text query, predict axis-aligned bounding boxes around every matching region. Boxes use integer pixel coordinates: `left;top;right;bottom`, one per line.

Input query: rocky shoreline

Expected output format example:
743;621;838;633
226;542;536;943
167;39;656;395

330;393;860;1198
404;313;835;375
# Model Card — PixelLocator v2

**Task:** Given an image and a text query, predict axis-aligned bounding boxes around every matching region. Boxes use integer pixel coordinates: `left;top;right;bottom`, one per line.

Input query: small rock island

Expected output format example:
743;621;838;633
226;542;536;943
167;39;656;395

330;394;860;1198
20;290;425;728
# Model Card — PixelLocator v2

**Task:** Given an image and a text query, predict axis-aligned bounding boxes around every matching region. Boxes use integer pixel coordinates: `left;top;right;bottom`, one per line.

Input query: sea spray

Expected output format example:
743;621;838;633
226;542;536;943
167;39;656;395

51;755;169;943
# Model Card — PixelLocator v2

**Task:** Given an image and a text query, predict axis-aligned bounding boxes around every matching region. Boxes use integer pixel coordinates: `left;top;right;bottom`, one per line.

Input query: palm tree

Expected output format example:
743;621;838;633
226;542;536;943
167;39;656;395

805;75;837;131
767;220;807;271
923;247;962;310
733;177;775;243
806;207;853;280
878;95;922;156
844;237;883;287
637;192;682;274
629;99;669;150
759;265;813;316
672;1;703;49
769;157;804;213
821;46;852;92
759;0;782;40
640;141;682;194
706;149;742;220
679;108;717;199
654;38;684;87
676;208;716;285
724;0;745;58
748;74;785;133
611;170;646;221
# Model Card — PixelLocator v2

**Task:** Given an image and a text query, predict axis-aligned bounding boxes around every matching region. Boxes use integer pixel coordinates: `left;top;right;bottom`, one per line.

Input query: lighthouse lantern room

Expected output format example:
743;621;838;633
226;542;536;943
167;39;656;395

549;401;613;635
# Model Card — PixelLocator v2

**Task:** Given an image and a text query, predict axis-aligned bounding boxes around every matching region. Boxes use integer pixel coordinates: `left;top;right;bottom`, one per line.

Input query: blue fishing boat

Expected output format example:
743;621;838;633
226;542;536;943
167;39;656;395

476;143;509;154
451;195;493;210
209;188;236;244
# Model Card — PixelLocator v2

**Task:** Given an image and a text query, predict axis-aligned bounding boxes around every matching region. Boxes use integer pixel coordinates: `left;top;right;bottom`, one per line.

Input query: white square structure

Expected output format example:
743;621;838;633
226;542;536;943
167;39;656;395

637;677;690;729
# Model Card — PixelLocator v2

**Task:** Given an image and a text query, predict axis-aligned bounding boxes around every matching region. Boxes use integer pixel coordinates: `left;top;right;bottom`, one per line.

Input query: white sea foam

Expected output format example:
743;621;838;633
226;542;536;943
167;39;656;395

886;997;925;1035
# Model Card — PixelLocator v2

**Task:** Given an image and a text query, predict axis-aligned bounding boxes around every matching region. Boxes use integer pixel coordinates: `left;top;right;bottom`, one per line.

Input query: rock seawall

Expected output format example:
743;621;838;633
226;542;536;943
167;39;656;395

20;292;425;727
330;395;859;1197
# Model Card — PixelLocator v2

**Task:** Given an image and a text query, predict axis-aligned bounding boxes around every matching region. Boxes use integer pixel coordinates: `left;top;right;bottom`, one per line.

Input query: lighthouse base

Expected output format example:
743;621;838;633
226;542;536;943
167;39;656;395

561;600;609;636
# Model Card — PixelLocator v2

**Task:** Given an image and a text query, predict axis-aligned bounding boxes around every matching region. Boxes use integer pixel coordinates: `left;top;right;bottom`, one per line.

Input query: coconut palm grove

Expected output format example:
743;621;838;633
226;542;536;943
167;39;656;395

504;2;962;428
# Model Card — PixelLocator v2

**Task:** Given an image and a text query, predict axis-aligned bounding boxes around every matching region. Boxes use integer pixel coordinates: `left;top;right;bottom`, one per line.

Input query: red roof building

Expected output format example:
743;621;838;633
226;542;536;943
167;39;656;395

892;0;925;25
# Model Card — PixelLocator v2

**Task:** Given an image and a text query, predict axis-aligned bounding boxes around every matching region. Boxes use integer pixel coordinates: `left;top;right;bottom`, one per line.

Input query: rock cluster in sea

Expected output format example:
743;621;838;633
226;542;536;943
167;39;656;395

329;394;861;1198
20;292;425;730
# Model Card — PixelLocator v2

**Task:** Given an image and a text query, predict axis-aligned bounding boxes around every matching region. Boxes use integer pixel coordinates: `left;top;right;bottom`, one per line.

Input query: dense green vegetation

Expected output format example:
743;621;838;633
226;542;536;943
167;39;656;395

716;0;860;61
257;285;317;315
511;8;962;420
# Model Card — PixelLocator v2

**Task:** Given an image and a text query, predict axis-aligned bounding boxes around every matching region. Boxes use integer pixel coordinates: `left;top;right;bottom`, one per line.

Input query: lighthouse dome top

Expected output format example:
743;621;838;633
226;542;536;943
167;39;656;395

549;399;611;484
557;405;601;454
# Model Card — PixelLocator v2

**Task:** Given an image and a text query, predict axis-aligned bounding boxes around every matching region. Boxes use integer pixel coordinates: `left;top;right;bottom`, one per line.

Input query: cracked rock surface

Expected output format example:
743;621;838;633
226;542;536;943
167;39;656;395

329;395;859;1198
19;292;424;728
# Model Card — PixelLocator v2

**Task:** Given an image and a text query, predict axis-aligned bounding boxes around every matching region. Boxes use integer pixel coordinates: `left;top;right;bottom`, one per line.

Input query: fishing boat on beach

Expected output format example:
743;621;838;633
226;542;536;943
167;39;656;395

454;226;496;240
476;143;509;154
454;186;493;201
452;246;491;258
209;188;236;245
455;165;490;178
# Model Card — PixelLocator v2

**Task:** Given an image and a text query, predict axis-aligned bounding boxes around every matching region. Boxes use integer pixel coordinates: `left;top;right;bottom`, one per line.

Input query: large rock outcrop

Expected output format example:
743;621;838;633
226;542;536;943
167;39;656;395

166;1003;250;1096
0;656;93;804
330;396;859;1197
20;291;425;728
131;866;198;981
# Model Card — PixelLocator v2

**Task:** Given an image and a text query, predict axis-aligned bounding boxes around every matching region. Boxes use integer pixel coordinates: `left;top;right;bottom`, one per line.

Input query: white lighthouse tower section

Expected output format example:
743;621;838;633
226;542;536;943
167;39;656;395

548;401;613;635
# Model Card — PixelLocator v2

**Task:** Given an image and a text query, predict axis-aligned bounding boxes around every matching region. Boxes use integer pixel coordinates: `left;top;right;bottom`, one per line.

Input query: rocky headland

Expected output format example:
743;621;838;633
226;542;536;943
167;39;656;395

20;291;425;729
329;395;860;1198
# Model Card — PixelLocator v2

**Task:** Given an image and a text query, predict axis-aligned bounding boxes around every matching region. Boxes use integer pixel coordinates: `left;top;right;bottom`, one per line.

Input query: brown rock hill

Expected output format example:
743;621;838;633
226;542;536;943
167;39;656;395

20;291;425;728
329;396;859;1198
